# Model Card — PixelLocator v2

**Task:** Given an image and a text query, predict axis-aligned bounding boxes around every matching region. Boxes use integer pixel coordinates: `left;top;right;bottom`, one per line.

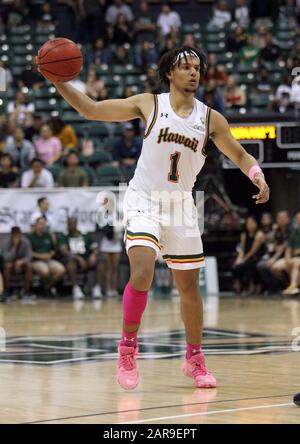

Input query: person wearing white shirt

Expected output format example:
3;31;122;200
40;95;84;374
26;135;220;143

30;196;56;232
234;0;249;28
291;75;300;104
105;0;134;26
157;2;182;37
212;0;232;28
21;158;54;188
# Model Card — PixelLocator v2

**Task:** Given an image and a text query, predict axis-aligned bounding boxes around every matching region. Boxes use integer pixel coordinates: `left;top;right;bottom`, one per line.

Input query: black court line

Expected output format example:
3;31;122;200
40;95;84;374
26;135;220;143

22;393;294;424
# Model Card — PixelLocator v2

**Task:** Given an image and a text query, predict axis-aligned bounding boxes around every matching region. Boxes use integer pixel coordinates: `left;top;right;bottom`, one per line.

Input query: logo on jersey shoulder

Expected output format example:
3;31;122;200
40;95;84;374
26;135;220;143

160;113;169;118
157;127;199;152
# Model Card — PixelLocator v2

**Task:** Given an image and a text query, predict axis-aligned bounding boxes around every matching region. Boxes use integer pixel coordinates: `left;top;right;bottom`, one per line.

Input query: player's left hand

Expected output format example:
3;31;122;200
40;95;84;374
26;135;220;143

252;174;270;204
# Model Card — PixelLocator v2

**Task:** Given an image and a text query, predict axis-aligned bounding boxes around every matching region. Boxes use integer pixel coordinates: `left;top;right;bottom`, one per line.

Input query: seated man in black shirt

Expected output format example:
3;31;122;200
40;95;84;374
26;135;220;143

0;153;18;188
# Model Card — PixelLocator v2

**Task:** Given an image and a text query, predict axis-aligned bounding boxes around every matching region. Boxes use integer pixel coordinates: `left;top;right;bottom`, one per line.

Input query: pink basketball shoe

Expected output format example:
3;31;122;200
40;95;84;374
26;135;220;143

182;353;217;388
117;345;139;390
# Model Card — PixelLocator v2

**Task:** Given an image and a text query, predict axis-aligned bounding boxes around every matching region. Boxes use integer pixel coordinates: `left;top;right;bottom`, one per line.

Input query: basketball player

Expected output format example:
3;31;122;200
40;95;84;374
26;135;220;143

50;46;270;390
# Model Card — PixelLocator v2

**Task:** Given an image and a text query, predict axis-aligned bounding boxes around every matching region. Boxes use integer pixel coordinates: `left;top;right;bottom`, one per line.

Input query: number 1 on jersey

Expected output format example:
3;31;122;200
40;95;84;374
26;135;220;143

168;151;181;183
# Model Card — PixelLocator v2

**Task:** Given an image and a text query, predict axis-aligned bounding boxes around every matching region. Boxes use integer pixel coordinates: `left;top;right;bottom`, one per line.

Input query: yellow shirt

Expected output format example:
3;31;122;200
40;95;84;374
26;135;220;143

58;125;77;149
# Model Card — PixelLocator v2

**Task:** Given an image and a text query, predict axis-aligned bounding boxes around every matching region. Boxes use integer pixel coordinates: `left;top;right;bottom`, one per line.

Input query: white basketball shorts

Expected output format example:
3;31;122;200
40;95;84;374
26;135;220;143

122;185;205;270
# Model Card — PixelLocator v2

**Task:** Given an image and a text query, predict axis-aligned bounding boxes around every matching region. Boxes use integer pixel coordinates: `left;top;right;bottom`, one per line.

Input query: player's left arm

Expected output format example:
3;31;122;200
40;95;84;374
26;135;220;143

210;109;270;204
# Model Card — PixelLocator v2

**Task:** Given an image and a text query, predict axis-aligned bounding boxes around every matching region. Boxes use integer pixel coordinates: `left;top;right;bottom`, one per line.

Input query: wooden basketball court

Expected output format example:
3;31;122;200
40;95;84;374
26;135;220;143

0;294;299;424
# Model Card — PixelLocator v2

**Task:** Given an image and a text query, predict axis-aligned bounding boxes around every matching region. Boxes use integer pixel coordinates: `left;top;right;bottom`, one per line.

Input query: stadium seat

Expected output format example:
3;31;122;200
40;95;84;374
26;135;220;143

9;25;31;35
96;165;123;186
205;32;226;43
249;93;270;108
81;150;113;167
13;45;34;55
35;99;59;112
82;166;96;185
47;164;63;180
61;111;86;123
237;63;258;74
9;34;31;45
206;42;226;53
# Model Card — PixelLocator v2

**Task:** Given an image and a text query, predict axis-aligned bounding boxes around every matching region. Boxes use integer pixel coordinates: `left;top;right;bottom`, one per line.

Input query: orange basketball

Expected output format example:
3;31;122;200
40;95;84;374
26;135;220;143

36;38;83;83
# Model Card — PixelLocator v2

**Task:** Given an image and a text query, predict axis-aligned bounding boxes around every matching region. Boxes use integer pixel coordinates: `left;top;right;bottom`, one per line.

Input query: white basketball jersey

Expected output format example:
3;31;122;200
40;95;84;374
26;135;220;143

130;93;210;198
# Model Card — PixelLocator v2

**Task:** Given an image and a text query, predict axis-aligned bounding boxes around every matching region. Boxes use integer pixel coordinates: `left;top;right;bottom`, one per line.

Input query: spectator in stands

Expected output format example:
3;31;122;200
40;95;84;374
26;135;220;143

291;75;300;105
57;151;89;187
84;67;106;101
144;64;162;94
256;66;272;93
232;215;266;295
135;40;157;70
253;25;268;49
49;117;77;151
87;37;109;66
28;216;65;297
157;2;182;38
273;76;292;113
0;153;18;188
233;0;249;29
110;13;133;45
7;91;35;131
98;85;110;101
21;158;54;188
182;33;196;48
239;35;260;64
206;53;228;87
7;0;29;26
227;25;247;52
211;0;231;28
34;123;62;166
135;0;156;42
0;61;12;90
37;1;57;28
24;114;44;143
110;44;132;65
30;197;56;232
98;193;123;297
113;123;142;168
78;0;106;43
199;79;224;113
2;226;33;300
257;211;291;294
260;212;273;234
105;0;133;26
224;75;246;109
5;127;35;170
56;217;93;299
259;32;281;63
159;34;176;58
122;86;141;134
281;212;300;295
17;66;45;91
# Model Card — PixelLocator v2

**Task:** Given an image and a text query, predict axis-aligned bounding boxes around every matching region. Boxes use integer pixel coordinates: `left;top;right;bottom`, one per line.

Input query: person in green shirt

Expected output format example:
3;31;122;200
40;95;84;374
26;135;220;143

57;217;103;299
57;151;89;187
282;212;300;295
239;35;260;64
27;217;65;296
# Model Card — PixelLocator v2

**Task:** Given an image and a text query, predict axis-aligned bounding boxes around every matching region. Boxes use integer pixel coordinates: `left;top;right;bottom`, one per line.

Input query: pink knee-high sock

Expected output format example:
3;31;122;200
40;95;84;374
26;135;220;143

186;343;202;360
120;281;148;348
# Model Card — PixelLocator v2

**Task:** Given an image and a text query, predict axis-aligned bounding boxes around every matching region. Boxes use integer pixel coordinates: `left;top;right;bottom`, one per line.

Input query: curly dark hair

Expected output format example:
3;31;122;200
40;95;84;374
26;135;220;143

158;46;207;90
